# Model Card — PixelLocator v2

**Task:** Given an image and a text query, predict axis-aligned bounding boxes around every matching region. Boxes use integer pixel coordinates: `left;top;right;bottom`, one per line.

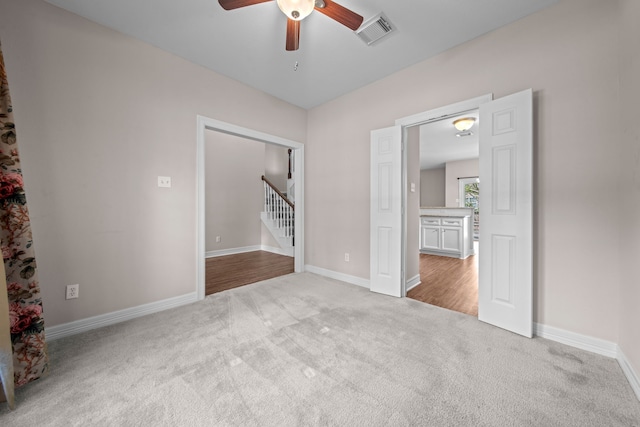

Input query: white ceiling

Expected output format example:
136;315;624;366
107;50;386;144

43;0;559;109
420;111;479;171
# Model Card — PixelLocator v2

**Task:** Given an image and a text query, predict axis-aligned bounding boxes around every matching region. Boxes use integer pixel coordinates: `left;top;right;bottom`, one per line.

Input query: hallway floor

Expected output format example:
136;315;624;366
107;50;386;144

205;250;294;295
408;246;478;316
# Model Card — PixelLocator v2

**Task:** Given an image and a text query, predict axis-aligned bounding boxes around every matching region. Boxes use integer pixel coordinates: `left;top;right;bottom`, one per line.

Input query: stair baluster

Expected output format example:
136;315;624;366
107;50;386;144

261;176;294;254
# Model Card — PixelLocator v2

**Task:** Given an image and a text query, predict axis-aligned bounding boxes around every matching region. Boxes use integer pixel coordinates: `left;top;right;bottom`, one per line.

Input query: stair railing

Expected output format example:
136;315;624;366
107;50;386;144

262;175;294;242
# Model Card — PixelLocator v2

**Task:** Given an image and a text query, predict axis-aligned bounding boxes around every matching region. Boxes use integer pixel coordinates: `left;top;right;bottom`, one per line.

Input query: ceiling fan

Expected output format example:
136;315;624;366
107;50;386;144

218;0;364;51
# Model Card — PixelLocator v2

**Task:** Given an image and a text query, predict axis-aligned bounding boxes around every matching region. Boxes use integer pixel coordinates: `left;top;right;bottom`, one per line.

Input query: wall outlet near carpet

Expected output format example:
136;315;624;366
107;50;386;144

216;236;221;243
344;253;350;262
157;176;171;188
66;284;79;300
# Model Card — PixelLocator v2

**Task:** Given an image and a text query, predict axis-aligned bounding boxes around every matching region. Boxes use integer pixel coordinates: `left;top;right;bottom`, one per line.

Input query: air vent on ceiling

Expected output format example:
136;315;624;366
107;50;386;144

355;13;395;46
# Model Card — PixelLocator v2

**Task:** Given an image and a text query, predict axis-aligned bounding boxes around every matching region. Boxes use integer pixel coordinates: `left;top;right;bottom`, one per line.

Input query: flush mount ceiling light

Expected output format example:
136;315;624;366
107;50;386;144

453;117;476;132
276;0;315;20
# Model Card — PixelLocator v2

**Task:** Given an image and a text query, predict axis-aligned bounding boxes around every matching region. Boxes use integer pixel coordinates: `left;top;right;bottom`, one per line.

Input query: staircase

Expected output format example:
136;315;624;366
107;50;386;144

261;175;294;257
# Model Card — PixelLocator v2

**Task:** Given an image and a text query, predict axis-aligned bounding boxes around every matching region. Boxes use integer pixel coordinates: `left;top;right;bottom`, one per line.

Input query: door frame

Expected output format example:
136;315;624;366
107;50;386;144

395;94;493;297
196;115;305;300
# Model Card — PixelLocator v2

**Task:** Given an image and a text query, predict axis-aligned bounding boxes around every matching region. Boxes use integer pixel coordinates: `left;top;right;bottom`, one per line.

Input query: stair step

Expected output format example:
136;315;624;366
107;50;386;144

261;212;294;257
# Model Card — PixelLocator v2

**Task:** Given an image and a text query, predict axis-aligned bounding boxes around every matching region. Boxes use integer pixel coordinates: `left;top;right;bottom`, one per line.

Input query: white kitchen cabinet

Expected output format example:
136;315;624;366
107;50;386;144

419;213;473;259
421;225;440;250
441;227;461;252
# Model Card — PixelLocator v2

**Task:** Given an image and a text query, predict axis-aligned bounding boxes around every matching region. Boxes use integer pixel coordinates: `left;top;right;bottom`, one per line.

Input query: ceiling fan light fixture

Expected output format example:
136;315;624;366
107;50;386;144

277;0;315;21
453;117;476;132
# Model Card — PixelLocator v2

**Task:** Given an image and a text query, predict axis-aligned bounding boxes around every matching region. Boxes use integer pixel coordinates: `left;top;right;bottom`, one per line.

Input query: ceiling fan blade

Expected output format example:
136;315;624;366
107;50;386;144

315;0;363;31
286;19;300;51
218;0;272;11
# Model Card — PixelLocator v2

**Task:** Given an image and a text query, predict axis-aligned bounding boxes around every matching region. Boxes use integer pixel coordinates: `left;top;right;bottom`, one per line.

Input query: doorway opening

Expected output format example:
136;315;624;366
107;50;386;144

371;89;533;337
203;131;295;295
388;94;493;312
196;116;305;301
406;110;481;317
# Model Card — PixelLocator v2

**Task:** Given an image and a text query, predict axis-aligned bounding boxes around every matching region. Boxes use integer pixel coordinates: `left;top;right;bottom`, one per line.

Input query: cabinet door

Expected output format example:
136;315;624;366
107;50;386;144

421;226;440;250
441;227;461;252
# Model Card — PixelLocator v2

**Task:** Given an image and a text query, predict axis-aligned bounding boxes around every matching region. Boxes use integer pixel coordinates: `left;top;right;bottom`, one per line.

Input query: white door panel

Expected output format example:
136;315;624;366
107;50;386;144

370;126;402;297
478;89;533;337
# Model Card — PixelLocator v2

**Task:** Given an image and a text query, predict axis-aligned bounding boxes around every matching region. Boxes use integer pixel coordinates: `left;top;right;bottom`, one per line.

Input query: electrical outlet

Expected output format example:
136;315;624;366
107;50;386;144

216;236;221;243
344;253;350;262
157;176;171;188
66;284;79;300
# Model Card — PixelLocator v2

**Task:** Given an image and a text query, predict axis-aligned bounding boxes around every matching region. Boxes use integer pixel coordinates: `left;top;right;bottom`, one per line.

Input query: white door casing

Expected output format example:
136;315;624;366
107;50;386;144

196;116;305;301
370;89;533;337
377;92;533;337
377;94;492;300
370;126;403;297
478;89;533;337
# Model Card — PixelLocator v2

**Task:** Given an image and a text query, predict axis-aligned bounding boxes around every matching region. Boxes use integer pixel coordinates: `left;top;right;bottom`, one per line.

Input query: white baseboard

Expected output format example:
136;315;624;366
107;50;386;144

46;292;198;341
617;349;640;401
205;246;262;258
406;275;421;292
206;245;293;258
304;265;369;289
260;245;294;257
534;323;640;401
533;323;618;358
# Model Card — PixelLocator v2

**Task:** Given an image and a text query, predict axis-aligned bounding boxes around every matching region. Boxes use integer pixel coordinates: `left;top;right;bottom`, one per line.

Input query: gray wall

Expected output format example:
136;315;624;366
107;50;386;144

204;134;290;254
204;131;264;253
420;168;445;207
264;144;289;192
617;0;640;382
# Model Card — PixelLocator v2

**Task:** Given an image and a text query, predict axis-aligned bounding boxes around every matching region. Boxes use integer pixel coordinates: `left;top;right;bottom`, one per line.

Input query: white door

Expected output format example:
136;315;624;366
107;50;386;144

370;126;403;297
478;89;533;337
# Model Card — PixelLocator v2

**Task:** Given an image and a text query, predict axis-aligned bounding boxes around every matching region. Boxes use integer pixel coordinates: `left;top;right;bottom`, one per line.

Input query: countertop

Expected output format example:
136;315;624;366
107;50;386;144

419;207;473;218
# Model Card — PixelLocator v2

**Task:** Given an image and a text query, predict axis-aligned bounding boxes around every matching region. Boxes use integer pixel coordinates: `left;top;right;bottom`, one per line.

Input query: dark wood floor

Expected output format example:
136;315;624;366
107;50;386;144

407;251;478;317
207;249;476;315
205;251;294;295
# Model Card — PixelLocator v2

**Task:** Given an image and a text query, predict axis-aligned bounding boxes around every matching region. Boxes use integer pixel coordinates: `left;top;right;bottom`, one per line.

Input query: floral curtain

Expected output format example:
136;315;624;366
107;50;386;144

0;39;48;387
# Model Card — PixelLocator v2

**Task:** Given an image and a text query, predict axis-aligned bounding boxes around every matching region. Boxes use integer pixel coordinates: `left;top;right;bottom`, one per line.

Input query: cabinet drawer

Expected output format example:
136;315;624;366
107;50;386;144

441;217;462;227
421;217;440;226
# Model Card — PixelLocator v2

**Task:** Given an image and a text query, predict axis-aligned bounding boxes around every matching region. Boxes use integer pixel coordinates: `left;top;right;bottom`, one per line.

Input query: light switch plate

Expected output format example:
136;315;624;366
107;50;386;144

410;182;416;193
158;176;171;188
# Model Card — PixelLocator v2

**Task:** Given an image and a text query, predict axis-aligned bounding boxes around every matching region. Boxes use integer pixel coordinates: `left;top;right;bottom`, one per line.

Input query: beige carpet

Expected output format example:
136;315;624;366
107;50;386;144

1;272;639;426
